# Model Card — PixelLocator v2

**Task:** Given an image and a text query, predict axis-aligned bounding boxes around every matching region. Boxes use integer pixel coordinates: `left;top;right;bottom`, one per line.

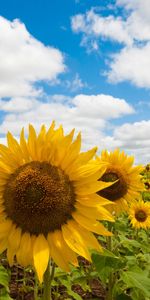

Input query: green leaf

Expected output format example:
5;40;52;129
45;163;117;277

116;294;132;300
0;266;10;292
67;289;83;300
92;248;124;271
121;271;150;297
92;249;124;283
0;288;12;300
60;279;82;300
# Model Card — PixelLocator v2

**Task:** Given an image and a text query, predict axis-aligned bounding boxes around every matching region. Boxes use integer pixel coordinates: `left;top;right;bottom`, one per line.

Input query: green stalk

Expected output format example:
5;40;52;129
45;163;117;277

106;223;114;300
43;260;55;300
34;273;39;300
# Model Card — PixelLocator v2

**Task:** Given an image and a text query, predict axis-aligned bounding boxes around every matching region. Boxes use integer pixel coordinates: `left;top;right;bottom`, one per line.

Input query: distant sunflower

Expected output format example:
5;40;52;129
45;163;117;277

96;149;144;214
0;122;114;282
129;200;150;229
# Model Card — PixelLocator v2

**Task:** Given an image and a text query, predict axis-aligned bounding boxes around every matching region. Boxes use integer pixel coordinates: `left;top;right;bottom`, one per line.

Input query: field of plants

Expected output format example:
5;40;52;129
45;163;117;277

0;126;150;300
0;166;150;300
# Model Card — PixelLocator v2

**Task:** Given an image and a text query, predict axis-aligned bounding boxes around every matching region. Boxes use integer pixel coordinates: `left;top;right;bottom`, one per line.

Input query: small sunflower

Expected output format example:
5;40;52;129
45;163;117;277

129;200;150;229
0;122;113;282
96;149;144;214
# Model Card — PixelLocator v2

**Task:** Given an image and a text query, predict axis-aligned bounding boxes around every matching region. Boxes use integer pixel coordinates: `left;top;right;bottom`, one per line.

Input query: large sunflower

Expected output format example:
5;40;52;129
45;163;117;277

0;122;114;282
129;200;150;229
96;149;144;214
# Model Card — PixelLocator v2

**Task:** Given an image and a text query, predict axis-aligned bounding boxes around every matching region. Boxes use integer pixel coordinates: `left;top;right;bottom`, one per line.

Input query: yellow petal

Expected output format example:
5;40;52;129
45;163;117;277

20;128;30;162
0;238;8;254
62;221;90;261
75;202;114;222
62;220;102;261
72;212;112;236
54;129;75;166
67;147;98;174
0;160;12;174
7;226;22;266
28;124;37;160
61;133;81;170
45;121;55;142
122;156;134;169
69;163;106;181
64;220;102;253
74;168;107;187
16;232;32;267
36;125;47;160
0;219;12;234
33;234;50;283
37;125;46;144
74;147;98;165
0;145;19;169
75;180;114;195
7;132;23;164
47;230;78;272
77;193;112;207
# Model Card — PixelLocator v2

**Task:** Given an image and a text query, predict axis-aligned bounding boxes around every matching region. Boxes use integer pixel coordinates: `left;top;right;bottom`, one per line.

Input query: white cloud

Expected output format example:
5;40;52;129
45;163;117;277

0;16;65;98
72;94;134;118
0;95;149;164
65;73;87;92
100;120;150;164
114;120;150;142
0;93;133;149
0;97;39;113
107;43;150;87
71;0;150;88
72;10;132;46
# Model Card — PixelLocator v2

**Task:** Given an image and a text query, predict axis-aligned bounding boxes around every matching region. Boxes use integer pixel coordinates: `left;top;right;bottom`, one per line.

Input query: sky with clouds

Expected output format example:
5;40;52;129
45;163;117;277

0;0;150;164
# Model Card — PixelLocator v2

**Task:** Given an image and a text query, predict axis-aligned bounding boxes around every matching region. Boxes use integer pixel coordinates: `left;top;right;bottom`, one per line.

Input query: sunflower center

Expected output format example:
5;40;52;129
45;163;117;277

3;161;76;235
97;169;128;201
135;210;147;222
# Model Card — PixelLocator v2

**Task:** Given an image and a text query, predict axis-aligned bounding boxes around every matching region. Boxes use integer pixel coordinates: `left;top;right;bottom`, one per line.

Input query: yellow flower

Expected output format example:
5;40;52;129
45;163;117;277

0;122;113;283
96;149;144;214
129;200;150;229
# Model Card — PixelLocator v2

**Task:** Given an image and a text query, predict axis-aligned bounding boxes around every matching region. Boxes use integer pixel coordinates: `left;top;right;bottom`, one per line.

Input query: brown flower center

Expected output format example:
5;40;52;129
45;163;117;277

3;161;76;235
97;169;128;201
135;210;147;222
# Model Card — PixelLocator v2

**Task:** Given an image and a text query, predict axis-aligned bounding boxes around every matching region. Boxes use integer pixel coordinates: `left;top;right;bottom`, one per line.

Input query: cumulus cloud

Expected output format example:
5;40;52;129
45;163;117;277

65;73;87;92
0;95;149;164
114;120;150;144
100;120;150;164
107;43;150;87
72;94;134;119
0;97;39;113
0;16;65;98
0;93;134;151
71;0;150;88
72;10;132;46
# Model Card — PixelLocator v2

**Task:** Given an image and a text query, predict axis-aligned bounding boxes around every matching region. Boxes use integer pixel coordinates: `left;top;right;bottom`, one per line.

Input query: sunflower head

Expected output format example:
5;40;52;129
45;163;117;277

129;200;150;229
0;122;114;282
96;149;144;214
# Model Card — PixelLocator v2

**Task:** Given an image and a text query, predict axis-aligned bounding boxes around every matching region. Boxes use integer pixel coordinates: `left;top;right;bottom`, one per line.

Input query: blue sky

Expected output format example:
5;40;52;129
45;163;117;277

0;0;150;164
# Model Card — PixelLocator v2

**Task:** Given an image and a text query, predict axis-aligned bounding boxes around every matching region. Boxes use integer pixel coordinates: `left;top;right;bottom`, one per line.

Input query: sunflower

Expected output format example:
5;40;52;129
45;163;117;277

96;149;144;214
0;122;114;283
129;200;150;229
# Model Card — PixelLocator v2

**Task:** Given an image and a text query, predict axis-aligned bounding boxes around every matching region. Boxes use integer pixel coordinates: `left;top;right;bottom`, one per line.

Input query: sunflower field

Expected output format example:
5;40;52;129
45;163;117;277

0;123;150;300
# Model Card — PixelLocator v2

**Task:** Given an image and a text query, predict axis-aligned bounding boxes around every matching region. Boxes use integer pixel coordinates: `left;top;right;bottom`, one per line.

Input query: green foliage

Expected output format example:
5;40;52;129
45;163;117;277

0;265;12;300
121;271;150;298
92;249;125;283
141;164;150;201
0;163;150;299
91;211;150;300
51;265;95;299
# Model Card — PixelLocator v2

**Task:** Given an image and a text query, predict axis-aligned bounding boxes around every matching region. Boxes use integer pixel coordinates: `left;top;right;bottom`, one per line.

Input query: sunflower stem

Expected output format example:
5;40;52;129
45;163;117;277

43;260;55;300
34;272;39;300
106;223;114;300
